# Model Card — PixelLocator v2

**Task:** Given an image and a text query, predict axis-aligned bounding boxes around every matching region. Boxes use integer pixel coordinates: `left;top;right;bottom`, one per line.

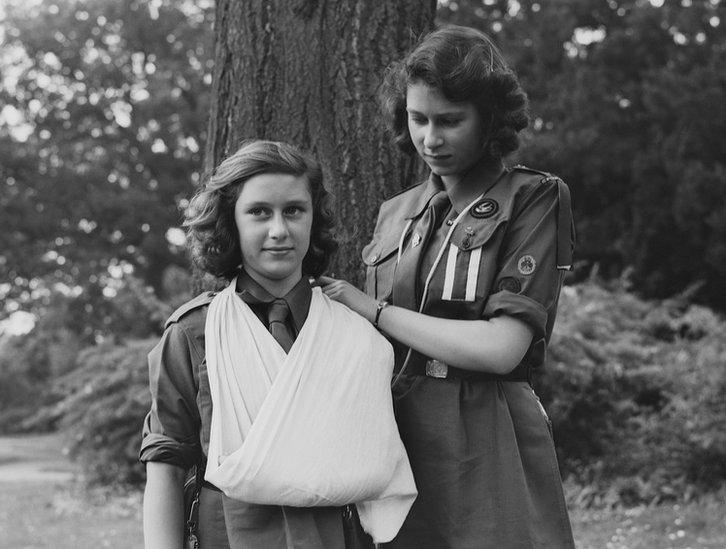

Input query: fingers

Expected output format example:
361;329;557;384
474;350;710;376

315;275;335;286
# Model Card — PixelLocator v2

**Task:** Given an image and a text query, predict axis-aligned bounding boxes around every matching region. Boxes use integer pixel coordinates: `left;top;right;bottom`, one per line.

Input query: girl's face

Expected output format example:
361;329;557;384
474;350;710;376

406;81;488;180
234;172;313;296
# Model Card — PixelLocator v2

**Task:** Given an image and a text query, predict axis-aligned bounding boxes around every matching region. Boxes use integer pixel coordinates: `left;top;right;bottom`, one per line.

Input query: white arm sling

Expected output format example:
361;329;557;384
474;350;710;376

204;281;417;543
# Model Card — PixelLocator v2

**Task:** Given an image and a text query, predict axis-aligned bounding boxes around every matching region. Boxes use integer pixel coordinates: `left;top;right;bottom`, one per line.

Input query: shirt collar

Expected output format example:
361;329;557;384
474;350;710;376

404;175;445;220
406;161;508;219
235;270;312;333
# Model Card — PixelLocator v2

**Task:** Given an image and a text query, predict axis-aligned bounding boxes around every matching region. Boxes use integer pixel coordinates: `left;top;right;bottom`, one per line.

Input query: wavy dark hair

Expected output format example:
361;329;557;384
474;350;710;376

379;25;529;162
184;140;338;280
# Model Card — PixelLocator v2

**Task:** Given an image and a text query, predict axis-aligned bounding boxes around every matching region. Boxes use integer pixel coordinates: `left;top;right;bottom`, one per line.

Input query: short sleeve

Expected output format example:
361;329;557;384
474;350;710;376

139;322;203;469
482;178;574;349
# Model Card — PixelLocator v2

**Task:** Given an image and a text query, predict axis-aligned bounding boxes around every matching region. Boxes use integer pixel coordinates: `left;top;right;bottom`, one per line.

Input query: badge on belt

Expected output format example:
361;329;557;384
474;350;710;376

425;359;448;379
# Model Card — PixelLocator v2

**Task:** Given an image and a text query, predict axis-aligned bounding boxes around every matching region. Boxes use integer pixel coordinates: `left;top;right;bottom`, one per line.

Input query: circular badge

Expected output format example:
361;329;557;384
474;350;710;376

470;198;499;219
497;277;522;294
517;255;536;276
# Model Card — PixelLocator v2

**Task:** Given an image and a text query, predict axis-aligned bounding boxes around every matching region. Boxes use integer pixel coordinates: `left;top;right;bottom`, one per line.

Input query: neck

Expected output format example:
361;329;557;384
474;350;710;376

440;157;504;210
243;268;303;298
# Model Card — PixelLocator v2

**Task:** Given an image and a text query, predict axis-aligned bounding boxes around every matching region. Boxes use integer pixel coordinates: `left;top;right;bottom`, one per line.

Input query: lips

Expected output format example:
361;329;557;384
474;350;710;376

424;153;452;162
263;247;294;254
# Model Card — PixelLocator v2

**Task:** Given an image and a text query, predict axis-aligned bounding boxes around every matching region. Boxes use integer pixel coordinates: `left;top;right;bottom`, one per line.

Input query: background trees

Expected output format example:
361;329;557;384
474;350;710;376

0;0;213;340
1;0;725;506
440;0;726;308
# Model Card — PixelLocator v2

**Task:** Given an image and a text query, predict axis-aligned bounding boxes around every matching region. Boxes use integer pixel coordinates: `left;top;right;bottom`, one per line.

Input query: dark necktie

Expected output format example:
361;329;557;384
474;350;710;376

392;190;451;310
267;298;294;353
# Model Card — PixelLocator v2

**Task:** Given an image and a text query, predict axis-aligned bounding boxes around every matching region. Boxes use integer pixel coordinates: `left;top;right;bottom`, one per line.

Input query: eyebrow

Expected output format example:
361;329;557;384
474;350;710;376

242;198;311;207
406;108;467;116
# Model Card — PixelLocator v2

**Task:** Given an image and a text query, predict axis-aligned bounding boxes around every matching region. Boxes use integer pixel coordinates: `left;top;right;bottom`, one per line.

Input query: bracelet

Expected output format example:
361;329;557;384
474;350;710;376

373;300;390;328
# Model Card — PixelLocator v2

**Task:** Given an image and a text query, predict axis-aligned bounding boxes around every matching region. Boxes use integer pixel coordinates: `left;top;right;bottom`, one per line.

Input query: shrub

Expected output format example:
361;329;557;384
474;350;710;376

24;339;154;486
535;281;726;506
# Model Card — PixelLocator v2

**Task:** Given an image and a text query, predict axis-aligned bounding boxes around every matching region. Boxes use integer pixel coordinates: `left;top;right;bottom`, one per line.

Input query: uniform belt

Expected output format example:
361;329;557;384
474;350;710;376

408;358;529;382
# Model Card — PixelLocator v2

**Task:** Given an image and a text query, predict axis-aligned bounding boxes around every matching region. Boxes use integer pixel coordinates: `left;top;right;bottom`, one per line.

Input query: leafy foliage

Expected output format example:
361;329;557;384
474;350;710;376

23;338;154;485
440;0;726;309
0;0;212;329
534;279;726;506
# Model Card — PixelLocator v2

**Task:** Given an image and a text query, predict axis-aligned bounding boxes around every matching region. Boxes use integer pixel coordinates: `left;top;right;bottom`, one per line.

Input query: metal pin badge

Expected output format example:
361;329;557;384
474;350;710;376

462;226;475;249
412;233;422;247
471;198;499;219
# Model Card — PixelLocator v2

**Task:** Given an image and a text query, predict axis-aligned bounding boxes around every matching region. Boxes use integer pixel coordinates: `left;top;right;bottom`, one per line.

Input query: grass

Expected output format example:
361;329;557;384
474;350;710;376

1;434;725;548
2;483;725;548
571;498;726;549
0;482;143;549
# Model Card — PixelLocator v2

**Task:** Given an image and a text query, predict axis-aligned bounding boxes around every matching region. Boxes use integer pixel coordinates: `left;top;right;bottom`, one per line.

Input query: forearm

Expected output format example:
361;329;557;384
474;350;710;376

377;305;533;374
319;276;533;373
143;462;186;549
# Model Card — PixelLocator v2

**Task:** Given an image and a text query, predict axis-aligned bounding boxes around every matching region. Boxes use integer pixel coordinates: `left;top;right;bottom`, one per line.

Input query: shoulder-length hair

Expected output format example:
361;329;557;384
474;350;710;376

379;25;529;162
184;140;337;280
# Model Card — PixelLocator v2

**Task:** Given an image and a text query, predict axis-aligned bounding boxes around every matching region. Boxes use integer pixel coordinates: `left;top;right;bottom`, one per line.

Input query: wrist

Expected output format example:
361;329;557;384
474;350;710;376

373;300;390;328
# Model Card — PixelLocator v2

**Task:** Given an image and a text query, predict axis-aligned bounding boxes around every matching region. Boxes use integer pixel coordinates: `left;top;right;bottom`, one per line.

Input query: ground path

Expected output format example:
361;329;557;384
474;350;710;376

0;433;143;548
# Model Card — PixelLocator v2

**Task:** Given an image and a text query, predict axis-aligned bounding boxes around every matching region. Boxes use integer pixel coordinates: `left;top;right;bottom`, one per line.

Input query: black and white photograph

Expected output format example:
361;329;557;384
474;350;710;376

1;1;725;547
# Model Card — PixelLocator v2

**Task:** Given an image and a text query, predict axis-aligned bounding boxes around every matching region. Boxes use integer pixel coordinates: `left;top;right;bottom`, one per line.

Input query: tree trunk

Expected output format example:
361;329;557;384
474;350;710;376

204;0;436;285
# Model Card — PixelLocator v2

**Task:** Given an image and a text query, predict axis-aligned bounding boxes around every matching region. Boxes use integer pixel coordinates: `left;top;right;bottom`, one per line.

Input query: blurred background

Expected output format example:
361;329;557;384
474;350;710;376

1;0;725;547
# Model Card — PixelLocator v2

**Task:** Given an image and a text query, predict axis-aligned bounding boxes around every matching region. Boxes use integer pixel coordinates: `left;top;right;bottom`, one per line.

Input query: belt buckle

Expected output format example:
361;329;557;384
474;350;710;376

425;359;448;379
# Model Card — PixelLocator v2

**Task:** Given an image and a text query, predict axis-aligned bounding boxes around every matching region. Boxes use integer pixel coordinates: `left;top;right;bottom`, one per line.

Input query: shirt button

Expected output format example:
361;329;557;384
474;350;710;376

370;253;379;262
446;219;454;226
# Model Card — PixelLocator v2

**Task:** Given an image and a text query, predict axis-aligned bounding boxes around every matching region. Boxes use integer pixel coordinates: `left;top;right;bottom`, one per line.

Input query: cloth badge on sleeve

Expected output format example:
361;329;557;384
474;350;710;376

497;277;522;294
517;255;536;275
470;198;499;219
441;243;482;301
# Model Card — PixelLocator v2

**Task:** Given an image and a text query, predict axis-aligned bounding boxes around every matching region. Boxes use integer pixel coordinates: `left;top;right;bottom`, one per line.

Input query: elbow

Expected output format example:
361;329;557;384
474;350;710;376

479;352;522;375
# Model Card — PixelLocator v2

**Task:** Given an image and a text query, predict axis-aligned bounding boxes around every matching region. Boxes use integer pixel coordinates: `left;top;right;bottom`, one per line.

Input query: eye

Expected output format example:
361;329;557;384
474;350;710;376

440;117;462;127
284;205;305;217
408;113;428;125
247;207;268;217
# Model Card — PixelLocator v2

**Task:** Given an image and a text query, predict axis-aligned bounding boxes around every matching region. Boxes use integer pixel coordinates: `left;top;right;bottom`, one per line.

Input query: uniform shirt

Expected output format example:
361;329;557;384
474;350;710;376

362;165;574;376
139;272;363;549
139;271;311;469
361;165;577;548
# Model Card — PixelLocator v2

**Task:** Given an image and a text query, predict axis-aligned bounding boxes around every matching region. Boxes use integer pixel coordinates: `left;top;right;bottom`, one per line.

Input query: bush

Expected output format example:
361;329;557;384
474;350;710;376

535;281;726;506
24;339;154;486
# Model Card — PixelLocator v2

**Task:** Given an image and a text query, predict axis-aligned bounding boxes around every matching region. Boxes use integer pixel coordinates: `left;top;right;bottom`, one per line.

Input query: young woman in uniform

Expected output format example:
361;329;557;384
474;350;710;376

319;25;576;548
140;140;415;548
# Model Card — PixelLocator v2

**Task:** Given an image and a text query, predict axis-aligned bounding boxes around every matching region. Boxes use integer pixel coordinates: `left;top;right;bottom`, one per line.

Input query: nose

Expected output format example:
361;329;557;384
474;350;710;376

268;213;290;239
422;124;443;151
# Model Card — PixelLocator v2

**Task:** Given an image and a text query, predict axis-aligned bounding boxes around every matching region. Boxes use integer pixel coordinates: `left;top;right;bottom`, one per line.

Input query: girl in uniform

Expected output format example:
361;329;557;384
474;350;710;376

319;25;576;548
140;140;415;548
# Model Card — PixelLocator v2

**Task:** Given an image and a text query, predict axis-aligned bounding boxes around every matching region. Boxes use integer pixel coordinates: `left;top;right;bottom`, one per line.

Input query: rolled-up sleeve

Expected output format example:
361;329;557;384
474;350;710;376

139;322;202;469
482;178;573;348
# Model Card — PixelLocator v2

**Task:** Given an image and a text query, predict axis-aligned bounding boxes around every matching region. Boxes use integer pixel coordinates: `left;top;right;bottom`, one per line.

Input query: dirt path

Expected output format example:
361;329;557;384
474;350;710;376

0;433;76;483
0;433;143;548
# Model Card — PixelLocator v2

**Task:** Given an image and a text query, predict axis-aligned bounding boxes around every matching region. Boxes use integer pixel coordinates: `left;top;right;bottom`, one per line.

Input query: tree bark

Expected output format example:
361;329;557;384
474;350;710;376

204;0;436;285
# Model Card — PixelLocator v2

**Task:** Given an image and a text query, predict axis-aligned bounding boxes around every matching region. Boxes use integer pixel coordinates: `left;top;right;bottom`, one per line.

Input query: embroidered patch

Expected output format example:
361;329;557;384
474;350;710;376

497;277;522;293
517;255;536;275
412;233;422;247
470;198;499;219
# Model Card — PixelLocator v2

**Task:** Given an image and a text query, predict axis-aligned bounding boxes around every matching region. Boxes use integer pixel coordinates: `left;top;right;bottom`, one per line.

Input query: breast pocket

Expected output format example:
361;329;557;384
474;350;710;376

361;237;400;301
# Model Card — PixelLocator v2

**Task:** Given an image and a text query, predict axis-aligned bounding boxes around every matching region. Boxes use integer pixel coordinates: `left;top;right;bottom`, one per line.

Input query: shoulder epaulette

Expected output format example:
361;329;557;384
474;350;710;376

511;165;562;185
165;291;216;328
511;164;550;177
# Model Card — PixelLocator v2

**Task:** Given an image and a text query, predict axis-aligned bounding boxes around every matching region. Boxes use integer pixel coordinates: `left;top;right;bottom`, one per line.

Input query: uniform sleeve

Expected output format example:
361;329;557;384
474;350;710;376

482;178;573;348
139;321;203;469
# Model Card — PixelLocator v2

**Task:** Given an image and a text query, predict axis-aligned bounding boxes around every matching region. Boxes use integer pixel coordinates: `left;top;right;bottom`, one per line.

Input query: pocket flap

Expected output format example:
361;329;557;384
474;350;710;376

362;232;401;266
450;217;506;251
